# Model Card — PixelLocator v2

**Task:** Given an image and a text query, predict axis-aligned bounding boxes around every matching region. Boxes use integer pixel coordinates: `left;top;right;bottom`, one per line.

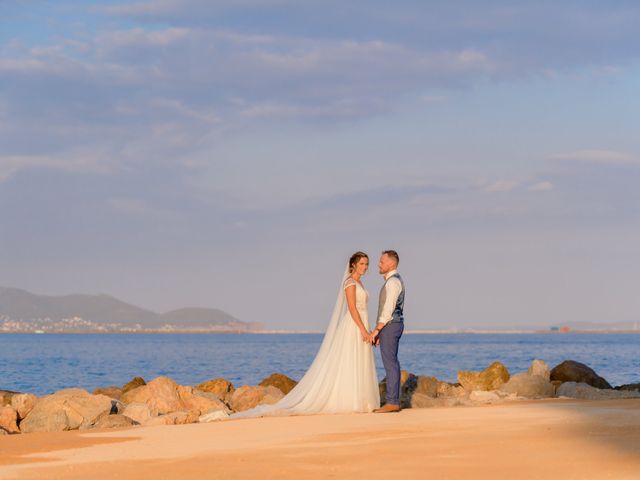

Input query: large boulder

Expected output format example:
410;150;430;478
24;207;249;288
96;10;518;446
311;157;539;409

458;362;510;391
550;361;612;389
196;378;235;403
120;377;183;415
122;403;153;425
177;386;229;415
414;376;439;398
89;414;138;429
11;393;38;420
93;386;123;400
528;360;551;381
230;385;284;412
0;405;19;433
120;377;229;418
259;373;298;395
0;390;18;407
122;376;146;394
499;372;555;398
557;382;640;400
20;389;114;433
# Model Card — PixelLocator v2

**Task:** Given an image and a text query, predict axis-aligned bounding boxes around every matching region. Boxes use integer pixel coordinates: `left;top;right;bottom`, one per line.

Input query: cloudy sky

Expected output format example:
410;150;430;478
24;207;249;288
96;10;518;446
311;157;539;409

1;1;639;330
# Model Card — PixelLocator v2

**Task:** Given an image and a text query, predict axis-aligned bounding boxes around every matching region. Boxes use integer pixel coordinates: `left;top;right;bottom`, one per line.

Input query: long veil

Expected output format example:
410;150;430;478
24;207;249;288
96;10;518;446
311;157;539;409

229;263;351;419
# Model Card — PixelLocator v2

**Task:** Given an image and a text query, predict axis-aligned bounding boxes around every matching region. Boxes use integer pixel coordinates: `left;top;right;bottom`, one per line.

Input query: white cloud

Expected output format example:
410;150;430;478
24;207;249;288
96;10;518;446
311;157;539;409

528;181;554;192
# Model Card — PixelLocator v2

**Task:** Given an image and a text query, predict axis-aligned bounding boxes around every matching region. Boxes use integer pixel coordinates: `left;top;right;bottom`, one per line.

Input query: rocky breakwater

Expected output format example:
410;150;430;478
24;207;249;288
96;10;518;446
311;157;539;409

0;373;299;434
378;359;640;409
2;360;639;435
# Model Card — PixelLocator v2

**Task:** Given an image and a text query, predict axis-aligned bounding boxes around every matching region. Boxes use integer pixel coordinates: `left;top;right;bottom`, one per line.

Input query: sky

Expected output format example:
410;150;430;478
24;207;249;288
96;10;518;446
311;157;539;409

1;1;639;330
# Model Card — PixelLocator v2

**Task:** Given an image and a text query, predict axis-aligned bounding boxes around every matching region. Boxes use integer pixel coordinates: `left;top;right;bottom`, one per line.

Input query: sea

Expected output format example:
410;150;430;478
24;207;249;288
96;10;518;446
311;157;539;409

1;333;639;396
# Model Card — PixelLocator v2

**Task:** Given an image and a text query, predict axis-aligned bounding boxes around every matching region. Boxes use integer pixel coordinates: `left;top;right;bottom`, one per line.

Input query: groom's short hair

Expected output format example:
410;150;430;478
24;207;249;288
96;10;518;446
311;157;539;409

382;250;399;266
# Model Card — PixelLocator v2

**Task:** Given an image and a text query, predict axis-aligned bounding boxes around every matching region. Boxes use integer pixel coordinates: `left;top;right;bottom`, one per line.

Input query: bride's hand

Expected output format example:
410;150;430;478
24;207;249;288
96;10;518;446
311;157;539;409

360;329;371;343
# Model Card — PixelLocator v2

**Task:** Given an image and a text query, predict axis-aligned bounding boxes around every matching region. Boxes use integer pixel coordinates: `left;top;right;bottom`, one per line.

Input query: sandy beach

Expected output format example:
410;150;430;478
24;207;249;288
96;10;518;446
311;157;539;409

1;398;639;480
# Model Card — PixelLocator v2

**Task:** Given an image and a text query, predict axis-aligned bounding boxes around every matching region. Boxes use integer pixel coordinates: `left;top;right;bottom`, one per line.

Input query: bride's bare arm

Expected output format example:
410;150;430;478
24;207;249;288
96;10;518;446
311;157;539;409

345;284;371;342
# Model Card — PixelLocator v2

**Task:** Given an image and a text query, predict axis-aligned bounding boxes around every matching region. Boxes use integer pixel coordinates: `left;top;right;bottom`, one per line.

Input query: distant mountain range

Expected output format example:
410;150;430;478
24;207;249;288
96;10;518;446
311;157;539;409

0;287;262;333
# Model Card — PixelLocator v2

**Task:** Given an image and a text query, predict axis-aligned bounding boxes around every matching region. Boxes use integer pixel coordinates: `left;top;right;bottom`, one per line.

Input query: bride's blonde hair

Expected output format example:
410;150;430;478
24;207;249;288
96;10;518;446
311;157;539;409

348;251;369;273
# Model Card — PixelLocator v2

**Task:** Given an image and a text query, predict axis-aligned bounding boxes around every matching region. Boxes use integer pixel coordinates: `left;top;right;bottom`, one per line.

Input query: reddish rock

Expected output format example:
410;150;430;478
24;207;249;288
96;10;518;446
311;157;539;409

230;385;284;412
11;393;37;420
89;414;138;429
195;378;235;403
93;386;123;400
0;405;19;433
259;373;298;395
19;389;113;433
122;376;146;394
458;362;510;391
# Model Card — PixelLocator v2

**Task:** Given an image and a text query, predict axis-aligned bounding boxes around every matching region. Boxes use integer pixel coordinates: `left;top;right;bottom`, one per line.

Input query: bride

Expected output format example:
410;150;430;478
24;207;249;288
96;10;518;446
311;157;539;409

230;251;380;418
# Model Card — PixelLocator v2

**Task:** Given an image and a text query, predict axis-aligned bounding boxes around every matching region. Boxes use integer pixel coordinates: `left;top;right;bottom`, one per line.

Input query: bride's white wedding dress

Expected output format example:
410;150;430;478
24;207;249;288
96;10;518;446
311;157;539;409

230;266;380;418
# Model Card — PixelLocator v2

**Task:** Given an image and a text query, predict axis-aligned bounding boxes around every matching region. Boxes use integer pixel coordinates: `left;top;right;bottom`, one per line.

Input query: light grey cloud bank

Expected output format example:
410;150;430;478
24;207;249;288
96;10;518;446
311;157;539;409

0;1;639;329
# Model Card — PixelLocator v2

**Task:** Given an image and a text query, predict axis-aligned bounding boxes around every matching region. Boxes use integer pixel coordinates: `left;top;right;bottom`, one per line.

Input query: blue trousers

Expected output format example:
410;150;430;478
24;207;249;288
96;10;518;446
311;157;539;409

379;321;404;405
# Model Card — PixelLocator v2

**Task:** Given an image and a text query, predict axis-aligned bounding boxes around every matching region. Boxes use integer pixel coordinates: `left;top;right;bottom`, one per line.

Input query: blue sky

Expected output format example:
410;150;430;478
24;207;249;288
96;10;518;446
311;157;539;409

1;1;639;329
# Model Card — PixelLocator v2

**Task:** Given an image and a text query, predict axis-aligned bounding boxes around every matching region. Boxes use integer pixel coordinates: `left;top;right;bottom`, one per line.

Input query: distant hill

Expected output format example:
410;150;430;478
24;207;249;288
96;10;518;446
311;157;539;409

0;287;262;332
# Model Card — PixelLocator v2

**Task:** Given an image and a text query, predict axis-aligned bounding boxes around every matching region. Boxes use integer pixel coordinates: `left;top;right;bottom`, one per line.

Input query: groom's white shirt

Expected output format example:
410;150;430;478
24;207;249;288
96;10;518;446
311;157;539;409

377;269;402;326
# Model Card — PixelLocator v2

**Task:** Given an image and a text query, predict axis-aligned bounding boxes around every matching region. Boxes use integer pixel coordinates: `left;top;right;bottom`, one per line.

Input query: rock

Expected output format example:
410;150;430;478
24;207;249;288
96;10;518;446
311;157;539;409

177;386;230;416
120;376;183;415
122;403;153;425
93;386;123;400
408;393;441;408
557;382;640;400
0;390;18;406
259;373;298;395
404;376;464;407
20;389;113;433
550;360;612;389
414;376;439;398
528;359;551;381
0;405;19;433
145;410;199;426
122;376;146;394
196;378;235;403
120;377;229;417
469;390;501;404
11;393;37;420
379;370;418;407
458;362;510;391
499;372;555;398
436;382;467;398
616;383;640;392
230;385;284;412
199;410;230;422
89;414;138;429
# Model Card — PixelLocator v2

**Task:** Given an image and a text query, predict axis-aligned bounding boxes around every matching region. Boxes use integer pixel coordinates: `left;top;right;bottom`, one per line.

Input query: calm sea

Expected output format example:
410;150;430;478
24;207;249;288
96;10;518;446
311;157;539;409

1;333;638;396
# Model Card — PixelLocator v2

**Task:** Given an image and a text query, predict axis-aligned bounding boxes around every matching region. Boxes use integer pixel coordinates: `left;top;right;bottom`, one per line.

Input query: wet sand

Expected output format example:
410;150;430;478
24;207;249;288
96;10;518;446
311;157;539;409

1;399;639;480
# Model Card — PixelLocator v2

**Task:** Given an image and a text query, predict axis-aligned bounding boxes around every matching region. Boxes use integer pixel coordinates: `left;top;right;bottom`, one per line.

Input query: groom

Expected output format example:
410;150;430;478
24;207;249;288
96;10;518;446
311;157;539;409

371;250;405;413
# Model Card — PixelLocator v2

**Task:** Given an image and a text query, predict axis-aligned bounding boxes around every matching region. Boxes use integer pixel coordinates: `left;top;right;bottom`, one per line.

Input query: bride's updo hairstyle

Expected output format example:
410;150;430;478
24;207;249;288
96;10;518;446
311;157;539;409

348;251;369;273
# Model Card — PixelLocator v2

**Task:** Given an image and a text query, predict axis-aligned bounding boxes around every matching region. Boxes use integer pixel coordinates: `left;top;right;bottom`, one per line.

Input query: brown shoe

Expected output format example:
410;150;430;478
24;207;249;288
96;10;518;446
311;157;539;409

373;404;401;413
